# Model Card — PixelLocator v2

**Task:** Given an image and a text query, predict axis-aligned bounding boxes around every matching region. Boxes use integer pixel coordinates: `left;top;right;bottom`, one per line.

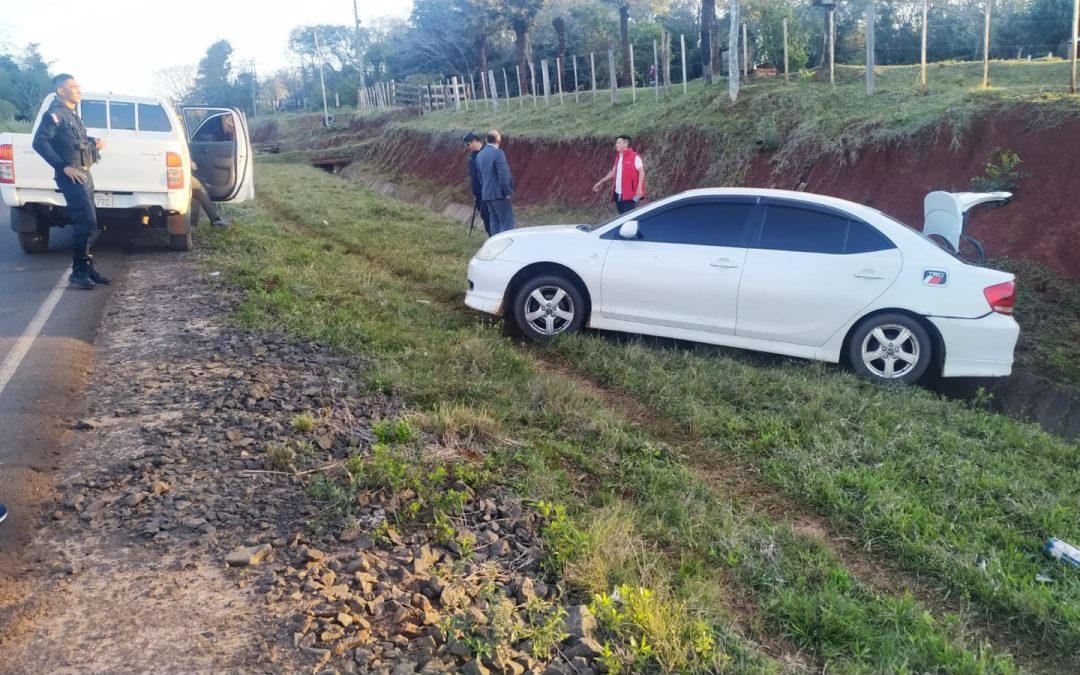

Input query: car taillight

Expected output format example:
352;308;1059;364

166;152;183;190
984;280;1015;315
0;144;14;184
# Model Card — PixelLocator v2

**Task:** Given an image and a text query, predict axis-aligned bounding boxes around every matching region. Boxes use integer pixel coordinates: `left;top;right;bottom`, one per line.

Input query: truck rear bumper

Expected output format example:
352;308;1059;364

3;186;189;214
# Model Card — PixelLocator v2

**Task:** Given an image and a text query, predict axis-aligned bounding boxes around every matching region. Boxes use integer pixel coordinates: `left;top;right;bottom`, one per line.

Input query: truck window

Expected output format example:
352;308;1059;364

137;103;172;132
110;101;136;130
81;100;107;128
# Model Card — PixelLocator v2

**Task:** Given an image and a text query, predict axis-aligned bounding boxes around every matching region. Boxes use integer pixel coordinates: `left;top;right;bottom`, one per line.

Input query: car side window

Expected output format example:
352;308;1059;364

845;220;895;254
80;100;107;129
636;201;756;247
109;101;136;131
758;205;849;254
137;103;172;132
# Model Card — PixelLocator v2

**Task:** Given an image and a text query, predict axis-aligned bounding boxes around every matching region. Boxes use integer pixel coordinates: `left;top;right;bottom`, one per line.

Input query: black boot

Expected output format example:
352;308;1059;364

86;256;112;285
69;258;96;290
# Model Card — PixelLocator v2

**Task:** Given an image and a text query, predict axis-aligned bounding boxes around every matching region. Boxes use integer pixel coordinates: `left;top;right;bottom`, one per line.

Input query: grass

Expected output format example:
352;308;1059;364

0;119;31;133
992;257;1080;385
197;161;1080;671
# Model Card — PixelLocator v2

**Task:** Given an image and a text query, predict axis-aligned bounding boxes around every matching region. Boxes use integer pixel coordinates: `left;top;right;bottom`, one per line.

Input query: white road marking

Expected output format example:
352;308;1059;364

0;269;70;399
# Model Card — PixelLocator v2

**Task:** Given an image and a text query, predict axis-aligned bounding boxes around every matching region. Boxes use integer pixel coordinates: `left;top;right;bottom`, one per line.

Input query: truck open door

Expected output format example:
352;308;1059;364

181;107;255;203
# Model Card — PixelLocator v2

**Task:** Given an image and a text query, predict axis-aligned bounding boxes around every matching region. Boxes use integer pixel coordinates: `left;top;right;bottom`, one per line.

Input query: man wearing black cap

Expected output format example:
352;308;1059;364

463;132;491;236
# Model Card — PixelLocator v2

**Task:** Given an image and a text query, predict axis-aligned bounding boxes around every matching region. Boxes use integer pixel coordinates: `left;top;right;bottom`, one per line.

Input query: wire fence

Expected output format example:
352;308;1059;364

351;8;1080;113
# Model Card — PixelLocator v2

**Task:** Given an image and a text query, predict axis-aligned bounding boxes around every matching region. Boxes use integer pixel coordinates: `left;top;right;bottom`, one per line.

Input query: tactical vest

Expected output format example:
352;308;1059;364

46;102;96;169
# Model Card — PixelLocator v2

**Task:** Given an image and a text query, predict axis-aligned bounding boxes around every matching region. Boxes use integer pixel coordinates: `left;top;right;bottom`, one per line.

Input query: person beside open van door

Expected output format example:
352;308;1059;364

31;73;110;289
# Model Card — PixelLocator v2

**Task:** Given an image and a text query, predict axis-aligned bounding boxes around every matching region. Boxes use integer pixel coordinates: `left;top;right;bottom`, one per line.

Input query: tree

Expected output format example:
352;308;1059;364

192;40;236;106
603;0;633;84
496;0;546;97
0;44;52;121
154;64;196;104
701;0;715;84
553;16;567;90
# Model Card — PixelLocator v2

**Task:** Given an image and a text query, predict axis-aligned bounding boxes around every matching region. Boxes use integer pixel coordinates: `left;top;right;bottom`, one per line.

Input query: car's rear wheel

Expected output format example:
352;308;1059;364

848;313;932;384
510;274;586;341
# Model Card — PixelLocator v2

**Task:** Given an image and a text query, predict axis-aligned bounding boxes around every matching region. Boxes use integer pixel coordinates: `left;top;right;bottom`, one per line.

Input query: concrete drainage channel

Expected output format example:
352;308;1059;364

318;160;1080;444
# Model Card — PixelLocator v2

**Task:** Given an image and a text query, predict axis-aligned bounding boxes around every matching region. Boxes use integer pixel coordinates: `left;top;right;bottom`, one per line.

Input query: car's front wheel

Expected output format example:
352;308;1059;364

510;274;586;341
847;313;932;384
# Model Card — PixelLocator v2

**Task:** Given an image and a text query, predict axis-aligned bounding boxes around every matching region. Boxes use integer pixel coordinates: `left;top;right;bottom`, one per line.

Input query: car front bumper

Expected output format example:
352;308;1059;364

464;258;521;316
929;313;1019;377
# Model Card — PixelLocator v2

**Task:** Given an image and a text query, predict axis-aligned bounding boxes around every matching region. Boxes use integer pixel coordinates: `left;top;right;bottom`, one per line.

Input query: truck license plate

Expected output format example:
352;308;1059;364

94;192;113;208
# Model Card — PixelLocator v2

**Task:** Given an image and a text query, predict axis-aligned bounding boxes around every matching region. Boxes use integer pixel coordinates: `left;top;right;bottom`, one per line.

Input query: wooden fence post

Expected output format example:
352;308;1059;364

681;34;687;95
516;65;524;108
783;19;790;84
742;23;749;80
557;57;564;104
573;55;580;103
653;39;659;100
530;61;538;107
541;59;551;105
488;70;500;111
608;49;619;104
590;52;597;103
867;3;876;95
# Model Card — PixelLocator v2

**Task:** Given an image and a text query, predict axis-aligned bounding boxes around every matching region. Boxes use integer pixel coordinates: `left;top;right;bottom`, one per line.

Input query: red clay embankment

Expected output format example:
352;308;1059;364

352;109;1079;278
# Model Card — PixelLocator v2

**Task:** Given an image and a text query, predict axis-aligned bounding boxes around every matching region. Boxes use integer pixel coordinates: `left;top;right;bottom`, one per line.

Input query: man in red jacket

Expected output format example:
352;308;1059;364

592;135;645;214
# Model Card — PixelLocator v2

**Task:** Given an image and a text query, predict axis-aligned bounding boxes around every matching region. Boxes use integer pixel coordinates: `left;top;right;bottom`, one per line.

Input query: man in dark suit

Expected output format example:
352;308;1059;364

475;129;515;234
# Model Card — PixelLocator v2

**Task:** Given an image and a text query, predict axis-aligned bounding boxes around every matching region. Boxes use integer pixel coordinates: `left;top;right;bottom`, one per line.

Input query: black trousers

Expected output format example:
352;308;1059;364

473;195;491;236
55;170;99;261
614;197;638;214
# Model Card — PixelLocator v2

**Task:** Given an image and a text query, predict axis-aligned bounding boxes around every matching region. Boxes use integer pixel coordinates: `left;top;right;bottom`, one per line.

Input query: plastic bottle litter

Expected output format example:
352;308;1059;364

1044;538;1080;568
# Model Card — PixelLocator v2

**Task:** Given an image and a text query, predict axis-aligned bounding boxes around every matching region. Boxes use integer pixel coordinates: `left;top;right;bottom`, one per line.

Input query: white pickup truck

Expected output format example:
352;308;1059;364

0;93;253;252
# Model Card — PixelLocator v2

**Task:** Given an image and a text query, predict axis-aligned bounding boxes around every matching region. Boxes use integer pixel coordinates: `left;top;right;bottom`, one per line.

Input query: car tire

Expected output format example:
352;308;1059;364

847;313;932;384
510;274;586;341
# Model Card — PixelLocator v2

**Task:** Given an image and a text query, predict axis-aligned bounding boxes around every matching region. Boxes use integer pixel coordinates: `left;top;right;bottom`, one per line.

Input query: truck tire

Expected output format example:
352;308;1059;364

166;207;194;252
12;207;49;254
168;231;193;251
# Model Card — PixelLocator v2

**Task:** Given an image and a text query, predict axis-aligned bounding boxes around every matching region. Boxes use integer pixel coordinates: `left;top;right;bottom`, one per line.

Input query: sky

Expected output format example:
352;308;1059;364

1;0;413;96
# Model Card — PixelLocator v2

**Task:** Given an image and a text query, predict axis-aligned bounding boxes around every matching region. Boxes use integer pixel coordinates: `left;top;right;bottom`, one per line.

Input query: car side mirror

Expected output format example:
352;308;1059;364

618;220;640;239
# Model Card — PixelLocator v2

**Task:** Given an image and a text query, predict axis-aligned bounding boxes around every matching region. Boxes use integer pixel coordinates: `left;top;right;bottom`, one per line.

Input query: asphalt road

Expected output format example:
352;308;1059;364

0;209;129;556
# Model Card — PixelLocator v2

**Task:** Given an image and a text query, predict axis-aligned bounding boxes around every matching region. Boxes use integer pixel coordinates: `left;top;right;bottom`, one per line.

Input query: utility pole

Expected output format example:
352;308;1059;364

353;0;368;110
315;30;331;126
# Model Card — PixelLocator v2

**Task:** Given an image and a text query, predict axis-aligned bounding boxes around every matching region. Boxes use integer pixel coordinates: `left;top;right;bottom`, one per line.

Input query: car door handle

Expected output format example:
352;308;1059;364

853;269;885;279
710;259;740;268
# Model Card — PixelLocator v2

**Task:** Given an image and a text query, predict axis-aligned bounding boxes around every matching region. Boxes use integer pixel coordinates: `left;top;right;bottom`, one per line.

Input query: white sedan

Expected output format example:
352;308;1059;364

465;188;1019;383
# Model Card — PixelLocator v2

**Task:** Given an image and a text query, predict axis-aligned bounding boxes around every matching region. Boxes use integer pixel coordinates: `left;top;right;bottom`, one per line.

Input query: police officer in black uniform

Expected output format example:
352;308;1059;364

32;73;110;290
463;132;491;236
